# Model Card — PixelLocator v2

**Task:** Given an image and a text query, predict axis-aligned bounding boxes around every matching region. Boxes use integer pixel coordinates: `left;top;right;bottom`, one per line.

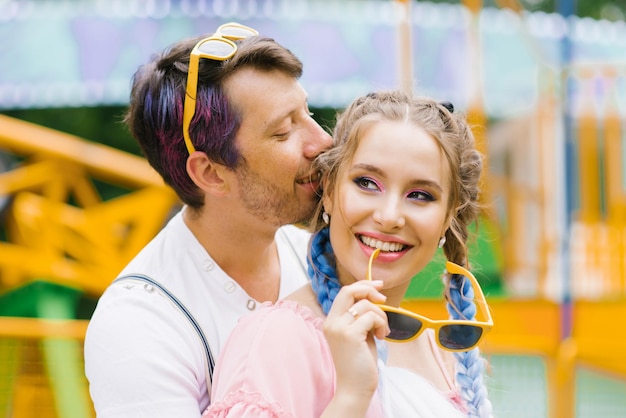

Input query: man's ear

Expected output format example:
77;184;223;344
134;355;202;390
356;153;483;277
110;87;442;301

186;151;229;196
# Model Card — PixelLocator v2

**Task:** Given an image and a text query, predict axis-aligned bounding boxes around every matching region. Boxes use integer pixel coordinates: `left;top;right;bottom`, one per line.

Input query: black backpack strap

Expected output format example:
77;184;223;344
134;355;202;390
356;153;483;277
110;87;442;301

114;274;214;398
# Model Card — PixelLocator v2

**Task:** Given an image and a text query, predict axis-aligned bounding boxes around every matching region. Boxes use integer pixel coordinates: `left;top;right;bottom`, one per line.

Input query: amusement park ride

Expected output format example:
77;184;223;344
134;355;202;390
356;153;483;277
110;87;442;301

0;114;179;417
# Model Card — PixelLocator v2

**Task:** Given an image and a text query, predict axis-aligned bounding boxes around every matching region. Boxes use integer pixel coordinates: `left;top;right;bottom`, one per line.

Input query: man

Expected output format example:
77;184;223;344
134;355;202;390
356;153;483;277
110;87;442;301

84;22;332;417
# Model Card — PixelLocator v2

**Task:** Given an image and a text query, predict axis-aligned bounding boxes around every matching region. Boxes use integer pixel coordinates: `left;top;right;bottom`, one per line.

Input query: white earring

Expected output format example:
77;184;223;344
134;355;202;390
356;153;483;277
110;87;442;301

322;212;330;224
438;236;446;248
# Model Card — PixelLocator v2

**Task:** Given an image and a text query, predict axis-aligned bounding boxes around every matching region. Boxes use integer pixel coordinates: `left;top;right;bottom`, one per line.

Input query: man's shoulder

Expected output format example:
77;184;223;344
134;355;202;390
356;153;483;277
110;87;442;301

84;281;209;417
85;280;207;378
276;224;311;247
87;279;186;335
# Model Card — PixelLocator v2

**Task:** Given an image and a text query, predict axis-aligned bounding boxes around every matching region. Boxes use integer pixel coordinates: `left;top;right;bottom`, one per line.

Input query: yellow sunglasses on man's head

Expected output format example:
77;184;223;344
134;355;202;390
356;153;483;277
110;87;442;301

366;249;493;352
182;22;258;155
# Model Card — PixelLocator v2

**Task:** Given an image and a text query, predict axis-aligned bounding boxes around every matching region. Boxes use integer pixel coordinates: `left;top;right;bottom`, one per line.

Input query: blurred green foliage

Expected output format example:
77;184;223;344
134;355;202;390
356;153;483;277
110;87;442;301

2;106;141;156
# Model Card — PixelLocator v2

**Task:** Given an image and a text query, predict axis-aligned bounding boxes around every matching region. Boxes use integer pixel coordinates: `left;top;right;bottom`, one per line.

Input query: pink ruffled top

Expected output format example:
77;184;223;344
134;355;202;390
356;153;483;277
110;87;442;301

203;300;466;417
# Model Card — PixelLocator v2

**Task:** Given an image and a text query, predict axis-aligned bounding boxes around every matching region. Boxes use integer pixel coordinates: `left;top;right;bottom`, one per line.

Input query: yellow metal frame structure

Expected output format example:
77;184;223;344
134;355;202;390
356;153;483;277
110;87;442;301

0;114;179;296
402;298;626;418
0;114;179;418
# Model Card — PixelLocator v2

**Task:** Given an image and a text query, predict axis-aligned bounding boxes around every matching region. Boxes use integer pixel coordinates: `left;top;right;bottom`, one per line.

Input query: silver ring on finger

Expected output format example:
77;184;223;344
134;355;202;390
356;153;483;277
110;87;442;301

348;306;359;319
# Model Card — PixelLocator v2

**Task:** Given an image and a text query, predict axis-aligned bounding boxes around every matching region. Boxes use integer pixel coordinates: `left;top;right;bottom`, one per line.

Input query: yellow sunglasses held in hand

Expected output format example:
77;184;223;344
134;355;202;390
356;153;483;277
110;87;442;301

366;249;493;352
182;22;259;155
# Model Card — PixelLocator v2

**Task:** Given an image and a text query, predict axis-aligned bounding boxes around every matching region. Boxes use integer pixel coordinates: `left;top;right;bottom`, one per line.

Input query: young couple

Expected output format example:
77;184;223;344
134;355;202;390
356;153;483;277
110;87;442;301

85;22;493;418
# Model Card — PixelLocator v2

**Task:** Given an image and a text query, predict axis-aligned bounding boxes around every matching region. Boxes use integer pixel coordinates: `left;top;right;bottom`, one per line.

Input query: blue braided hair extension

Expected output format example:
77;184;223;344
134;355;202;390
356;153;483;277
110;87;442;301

308;227;492;416
447;272;493;418
308;227;340;315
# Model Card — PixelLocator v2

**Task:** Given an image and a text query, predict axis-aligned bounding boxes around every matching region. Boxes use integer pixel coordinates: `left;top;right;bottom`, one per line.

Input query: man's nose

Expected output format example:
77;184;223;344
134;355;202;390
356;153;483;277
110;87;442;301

303;119;332;159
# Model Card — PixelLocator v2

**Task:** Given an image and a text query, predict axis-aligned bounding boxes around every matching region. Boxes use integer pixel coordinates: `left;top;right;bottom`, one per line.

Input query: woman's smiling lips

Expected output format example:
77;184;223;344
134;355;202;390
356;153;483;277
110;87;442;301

356;233;411;262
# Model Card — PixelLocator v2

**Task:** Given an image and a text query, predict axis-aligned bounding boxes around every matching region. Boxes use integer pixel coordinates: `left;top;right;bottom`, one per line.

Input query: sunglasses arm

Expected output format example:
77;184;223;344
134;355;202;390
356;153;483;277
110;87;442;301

445;261;493;326
182;55;201;154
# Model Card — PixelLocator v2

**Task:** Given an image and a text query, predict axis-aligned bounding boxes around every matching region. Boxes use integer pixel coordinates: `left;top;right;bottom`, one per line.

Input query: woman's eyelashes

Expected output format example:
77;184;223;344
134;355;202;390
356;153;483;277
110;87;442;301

407;189;435;202
353;176;382;192
352;176;436;203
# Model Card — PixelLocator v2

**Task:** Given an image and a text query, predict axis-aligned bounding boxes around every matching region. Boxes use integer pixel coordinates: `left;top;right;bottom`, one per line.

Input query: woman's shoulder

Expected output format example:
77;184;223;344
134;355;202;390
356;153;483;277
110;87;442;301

213;299;332;386
209;301;335;417
284;283;326;317
226;299;324;351
251;299;323;329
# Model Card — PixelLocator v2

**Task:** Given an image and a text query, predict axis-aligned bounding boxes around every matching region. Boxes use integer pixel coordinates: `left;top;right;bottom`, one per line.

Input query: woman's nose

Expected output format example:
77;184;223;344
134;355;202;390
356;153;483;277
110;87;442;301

372;197;406;231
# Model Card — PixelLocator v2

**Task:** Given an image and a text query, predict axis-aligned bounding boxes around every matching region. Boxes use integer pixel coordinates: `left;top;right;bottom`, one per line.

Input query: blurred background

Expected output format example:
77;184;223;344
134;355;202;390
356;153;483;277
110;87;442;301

1;0;625;416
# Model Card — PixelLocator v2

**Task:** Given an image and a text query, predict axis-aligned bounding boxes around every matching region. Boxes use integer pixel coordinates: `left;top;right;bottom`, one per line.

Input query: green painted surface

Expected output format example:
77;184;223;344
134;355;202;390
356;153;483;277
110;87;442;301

406;215;505;299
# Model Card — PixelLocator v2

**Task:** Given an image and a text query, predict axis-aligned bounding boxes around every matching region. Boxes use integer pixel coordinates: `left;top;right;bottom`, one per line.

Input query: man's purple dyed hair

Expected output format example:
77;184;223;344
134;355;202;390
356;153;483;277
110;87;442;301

125;35;303;208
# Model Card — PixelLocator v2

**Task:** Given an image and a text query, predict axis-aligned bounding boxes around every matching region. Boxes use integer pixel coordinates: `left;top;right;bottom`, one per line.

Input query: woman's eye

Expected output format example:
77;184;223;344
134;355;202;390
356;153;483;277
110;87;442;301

407;190;434;201
354;177;379;191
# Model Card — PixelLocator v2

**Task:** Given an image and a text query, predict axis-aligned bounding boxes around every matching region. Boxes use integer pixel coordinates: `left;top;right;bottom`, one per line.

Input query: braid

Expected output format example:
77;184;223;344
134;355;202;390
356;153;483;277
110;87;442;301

447;273;493;418
307;227;340;315
433;97;491;417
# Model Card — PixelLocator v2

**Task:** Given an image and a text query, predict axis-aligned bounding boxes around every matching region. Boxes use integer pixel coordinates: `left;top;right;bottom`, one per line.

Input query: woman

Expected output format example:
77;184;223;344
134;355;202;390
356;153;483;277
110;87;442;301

203;91;494;417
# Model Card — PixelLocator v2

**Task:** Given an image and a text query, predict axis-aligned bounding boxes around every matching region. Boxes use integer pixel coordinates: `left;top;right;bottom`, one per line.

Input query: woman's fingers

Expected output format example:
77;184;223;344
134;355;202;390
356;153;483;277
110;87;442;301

323;280;391;399
345;306;390;341
326;280;390;339
333;280;387;308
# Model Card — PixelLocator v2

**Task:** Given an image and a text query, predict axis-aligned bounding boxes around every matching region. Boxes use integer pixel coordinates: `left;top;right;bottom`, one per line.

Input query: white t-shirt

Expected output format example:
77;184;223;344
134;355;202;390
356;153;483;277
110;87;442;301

84;208;311;418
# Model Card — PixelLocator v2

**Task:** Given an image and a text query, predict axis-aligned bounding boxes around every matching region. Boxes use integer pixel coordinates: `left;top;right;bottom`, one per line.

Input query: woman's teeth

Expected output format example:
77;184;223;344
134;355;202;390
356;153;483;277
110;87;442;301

359;235;405;252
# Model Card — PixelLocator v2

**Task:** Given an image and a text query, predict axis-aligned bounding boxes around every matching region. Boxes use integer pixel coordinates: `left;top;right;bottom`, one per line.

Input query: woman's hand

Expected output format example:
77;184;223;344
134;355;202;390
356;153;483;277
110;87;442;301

322;280;390;415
